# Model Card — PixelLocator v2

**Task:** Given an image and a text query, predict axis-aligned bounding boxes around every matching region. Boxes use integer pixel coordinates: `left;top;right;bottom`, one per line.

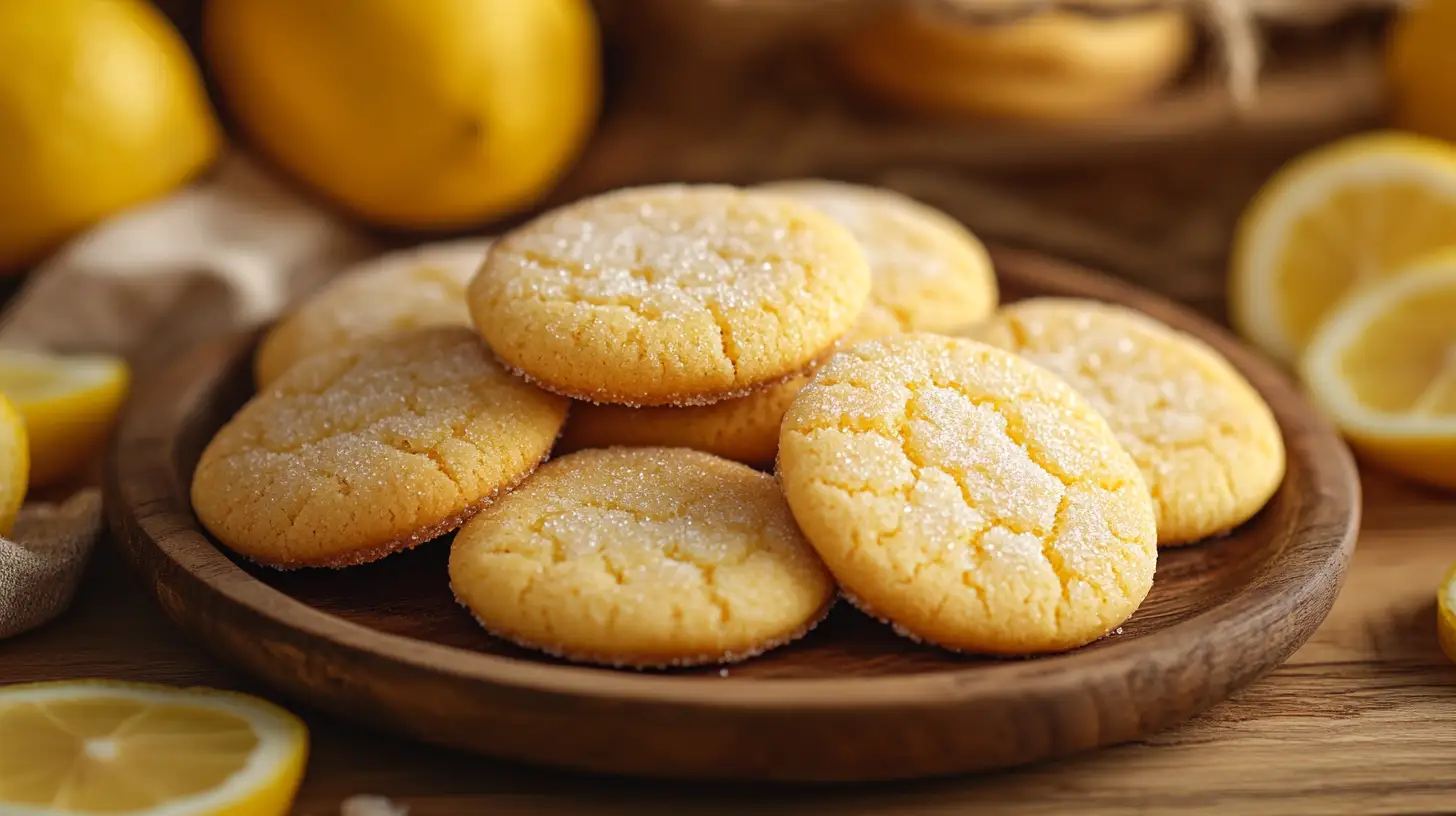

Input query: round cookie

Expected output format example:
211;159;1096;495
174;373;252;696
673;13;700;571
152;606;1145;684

556;181;1001;466
192;326;569;569
758;180;998;336
834;6;1193;122
449;447;837;667
557;369;810;467
467;184;871;407
778;333;1158;655
558;181;999;463
254;238;492;388
961;298;1286;545
556;326;872;466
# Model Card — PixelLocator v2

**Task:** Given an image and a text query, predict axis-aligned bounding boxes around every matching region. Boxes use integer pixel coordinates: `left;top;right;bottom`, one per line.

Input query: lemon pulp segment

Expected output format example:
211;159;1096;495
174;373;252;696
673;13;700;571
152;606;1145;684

0;350;130;486
0;681;307;816
1231;132;1456;363
1301;256;1456;489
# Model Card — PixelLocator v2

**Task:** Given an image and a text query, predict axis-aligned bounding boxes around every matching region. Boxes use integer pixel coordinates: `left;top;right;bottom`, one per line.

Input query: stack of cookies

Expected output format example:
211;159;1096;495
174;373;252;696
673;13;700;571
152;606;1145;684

190;181;1286;669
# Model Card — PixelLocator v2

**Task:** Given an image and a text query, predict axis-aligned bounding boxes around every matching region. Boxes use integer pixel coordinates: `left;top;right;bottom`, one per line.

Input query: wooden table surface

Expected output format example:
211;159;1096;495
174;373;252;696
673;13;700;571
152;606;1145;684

0;466;1451;814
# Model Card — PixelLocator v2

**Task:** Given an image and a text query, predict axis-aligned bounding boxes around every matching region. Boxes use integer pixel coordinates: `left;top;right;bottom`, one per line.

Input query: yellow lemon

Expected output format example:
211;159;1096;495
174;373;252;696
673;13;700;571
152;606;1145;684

1440;561;1456;665
1300;251;1456;491
1387;0;1456;143
205;0;601;230
0;350;130;488
1230;131;1456;365
0;394;29;537
0;680;307;815
0;0;221;273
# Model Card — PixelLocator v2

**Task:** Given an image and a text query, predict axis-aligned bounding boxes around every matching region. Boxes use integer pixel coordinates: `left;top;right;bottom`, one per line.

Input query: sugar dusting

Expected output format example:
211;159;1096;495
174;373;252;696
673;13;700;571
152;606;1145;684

468;184;872;404
963;298;1285;543
762;180;997;334
496;187;839;315
191;327;568;566
450;447;837;667
779;333;1158;654
256;239;491;386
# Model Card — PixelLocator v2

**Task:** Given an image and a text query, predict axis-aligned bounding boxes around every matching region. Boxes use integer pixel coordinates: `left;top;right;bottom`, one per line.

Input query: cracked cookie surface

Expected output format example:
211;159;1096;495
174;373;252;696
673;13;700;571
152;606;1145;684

192;327;569;569
759;179;998;336
558;181;1000;466
254;238;493;388
778;333;1157;655
448;447;837;667
466;184;871;407
961;298;1285;545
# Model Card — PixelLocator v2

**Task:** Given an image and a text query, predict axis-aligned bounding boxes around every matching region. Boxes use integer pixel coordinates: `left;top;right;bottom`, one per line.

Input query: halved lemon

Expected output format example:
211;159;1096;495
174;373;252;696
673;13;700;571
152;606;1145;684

0;393;28;536
0;680;307;815
1230;131;1456;364
0;350;129;487
1441;562;1456;665
1300;251;1456;490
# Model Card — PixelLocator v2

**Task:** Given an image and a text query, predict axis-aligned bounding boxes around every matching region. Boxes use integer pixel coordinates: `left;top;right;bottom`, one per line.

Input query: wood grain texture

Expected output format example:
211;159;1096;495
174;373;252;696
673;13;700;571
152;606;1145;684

97;246;1360;783
3;475;1451;815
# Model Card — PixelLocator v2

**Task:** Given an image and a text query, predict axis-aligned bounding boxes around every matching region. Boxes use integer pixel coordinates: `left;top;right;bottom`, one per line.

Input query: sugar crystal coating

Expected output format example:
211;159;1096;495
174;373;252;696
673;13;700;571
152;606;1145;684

962;298;1285;544
778;333;1158;655
254;238;493;387
449;447;837;668
559;182;999;465
192;327;569;568
759;179;998;336
466;184;871;406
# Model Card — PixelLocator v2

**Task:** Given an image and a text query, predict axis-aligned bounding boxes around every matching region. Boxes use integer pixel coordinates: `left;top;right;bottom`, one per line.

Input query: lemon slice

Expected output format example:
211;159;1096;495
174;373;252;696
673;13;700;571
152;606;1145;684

1230;131;1456;364
0;393;29;536
1300;252;1456;490
1441;562;1456;665
0;350;129;487
0;680;307;815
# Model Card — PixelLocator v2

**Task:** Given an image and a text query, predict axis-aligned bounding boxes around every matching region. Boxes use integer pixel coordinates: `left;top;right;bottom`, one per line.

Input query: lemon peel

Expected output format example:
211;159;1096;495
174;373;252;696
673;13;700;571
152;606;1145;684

0;350;129;488
0;680;306;816
778;333;1157;655
1230;131;1456;363
1300;253;1456;490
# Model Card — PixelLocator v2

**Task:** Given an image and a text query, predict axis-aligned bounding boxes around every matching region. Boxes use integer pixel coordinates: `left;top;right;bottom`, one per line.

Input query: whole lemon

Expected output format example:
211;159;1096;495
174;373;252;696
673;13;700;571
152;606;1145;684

1388;0;1456;142
0;0;221;273
204;0;601;230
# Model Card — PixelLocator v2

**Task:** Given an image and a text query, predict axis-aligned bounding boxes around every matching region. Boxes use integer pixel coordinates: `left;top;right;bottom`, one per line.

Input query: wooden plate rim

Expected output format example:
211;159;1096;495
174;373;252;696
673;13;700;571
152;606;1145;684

107;245;1360;713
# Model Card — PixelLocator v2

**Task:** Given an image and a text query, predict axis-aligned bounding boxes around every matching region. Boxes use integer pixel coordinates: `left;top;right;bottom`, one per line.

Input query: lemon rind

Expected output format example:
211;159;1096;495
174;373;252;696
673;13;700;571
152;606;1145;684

0;350;129;404
1232;131;1456;363
0;680;305;816
1300;259;1456;438
1440;563;1456;666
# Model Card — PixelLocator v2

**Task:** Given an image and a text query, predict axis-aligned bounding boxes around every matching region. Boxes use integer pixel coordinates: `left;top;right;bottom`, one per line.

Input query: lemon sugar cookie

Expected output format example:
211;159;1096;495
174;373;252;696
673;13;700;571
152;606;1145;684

557;326;872;467
557;371;809;466
778;333;1158;655
467;184;871;407
559;181;997;465
834;7;1193;122
758;180;997;336
254;238;492;388
449;447;837;667
192;327;569;569
963;298;1285;544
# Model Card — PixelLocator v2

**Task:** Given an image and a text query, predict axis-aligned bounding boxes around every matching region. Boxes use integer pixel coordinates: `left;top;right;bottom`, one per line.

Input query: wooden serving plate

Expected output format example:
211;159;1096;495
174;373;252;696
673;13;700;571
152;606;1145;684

105;246;1360;783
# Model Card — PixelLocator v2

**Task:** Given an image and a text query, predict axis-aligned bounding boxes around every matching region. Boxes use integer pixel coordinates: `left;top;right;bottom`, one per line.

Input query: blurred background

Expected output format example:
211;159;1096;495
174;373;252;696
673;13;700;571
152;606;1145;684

10;0;1456;499
3;0;1423;316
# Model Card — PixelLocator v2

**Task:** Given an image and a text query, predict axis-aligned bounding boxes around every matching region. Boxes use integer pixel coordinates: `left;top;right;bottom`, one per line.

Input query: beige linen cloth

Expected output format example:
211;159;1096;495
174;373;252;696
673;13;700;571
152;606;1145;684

0;151;381;639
